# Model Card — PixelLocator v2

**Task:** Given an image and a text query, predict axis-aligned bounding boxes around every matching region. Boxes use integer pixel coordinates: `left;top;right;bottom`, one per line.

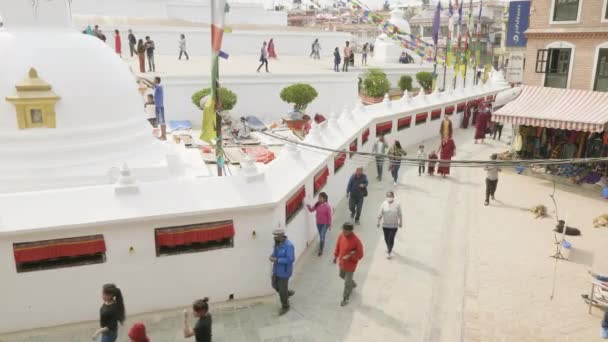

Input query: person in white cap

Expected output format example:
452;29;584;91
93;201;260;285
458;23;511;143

269;229;295;315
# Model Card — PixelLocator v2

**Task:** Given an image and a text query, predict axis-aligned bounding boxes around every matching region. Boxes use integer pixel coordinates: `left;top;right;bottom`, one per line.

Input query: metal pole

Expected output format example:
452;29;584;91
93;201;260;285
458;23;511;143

442;47;447;90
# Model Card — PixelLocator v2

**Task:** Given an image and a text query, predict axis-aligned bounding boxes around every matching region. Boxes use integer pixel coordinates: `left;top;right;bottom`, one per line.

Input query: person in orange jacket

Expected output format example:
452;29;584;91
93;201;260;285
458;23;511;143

333;222;364;307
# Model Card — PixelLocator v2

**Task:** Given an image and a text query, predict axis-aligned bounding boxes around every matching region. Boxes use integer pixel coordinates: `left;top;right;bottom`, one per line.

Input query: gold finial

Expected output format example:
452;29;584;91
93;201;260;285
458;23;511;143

28;68;38;79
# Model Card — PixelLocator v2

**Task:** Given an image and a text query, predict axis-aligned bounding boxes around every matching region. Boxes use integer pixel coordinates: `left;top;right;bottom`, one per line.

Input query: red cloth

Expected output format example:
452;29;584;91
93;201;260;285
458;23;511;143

115;34;122;54
438;138;455;175
376;121;392;136
333;232;364;272
286;186;306;219
156;222;235;247
398;116;411;129
314;167;329;193
128;323;150;342
243;147;275;164
334;152;347;171
461;105;471;129
14;236;106;263
268;39;277;58
362;128;370;144
138;53;145;73
314;114;327;124
475;112;490;139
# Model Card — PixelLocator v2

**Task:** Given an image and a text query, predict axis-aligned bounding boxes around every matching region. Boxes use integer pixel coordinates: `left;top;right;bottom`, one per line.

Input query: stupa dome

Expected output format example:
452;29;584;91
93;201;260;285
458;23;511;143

0;0;170;192
389;8;411;34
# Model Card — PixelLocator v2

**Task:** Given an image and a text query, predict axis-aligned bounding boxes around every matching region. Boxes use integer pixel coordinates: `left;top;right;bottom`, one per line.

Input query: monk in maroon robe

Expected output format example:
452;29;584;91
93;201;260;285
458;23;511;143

474;105;490;143
439;116;453;140
461;104;472;129
438;138;455;177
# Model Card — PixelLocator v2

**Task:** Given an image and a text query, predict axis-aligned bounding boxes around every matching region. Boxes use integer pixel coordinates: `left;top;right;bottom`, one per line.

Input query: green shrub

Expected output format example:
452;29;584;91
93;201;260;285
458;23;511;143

280;83;318;111
191;87;238;111
416;71;433;92
362;69;391;97
398;75;413;92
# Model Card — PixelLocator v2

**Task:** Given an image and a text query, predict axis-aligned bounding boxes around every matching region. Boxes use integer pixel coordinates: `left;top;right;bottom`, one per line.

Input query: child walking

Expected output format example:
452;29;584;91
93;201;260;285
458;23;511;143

416;145;425;176
427;150;438;176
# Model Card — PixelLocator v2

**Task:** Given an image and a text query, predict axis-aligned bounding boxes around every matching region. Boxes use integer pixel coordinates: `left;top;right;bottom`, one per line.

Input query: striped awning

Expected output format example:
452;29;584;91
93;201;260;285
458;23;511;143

493;86;608;132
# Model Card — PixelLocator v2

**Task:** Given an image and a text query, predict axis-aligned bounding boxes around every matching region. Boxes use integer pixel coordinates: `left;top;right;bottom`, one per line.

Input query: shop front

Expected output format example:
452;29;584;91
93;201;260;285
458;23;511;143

492;86;608;191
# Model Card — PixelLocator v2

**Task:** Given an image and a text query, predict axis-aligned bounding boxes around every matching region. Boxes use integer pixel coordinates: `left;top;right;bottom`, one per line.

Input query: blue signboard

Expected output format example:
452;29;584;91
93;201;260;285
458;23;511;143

506;1;531;47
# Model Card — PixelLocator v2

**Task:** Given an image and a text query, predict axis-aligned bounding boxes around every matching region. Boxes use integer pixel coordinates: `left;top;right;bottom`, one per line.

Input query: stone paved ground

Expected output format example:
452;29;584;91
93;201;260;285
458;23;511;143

2;127;606;342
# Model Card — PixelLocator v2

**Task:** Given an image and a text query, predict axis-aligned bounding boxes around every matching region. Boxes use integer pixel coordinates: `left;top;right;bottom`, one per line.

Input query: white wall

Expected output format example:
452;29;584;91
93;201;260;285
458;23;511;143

84;23;351;57
167;2;287;26
0;79;508;333
162;73;359;126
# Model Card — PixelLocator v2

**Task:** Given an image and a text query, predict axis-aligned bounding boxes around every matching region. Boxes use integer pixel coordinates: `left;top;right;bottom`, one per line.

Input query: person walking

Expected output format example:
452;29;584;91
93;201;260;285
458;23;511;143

128;29;137;57
484;153;501;206
136;39;146;73
372;135;387;181
428;150;438;176
416;145;425;176
342;41;352;72
388;140;406;186
437;137;456;177
311;38;321;59
144;36;156;72
179;34;189;60
92;284;126;342
602;308;608;339
267;38;277;59
257;41;269;73
183;298;212;342
492;122;503;140
333;222;364;306
333;47;341;72
114;30;122;56
269;229;295;315
346;167;368;225
377;191;402;259
361;43;368;66
306;192;333;256
128;322;150;342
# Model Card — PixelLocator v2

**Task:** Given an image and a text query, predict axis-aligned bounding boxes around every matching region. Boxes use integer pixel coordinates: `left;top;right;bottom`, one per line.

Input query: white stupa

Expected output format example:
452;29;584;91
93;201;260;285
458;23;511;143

0;0;179;193
373;8;425;64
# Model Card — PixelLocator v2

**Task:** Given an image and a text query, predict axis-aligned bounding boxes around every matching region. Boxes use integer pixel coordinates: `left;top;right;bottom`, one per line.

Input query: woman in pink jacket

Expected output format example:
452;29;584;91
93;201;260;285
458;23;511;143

306;192;333;257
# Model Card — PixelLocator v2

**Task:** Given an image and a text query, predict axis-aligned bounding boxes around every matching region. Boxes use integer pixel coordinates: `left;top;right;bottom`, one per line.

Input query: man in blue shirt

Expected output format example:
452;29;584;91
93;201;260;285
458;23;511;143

346;167;368;225
152;77;166;140
269;229;295;315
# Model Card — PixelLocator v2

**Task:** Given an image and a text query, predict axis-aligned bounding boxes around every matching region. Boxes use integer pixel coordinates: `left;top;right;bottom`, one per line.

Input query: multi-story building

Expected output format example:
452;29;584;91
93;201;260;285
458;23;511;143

524;0;608;91
409;0;506;65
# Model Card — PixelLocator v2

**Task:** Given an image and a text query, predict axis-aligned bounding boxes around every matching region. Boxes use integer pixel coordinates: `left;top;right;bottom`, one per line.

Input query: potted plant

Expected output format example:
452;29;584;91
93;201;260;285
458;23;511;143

360;68;391;105
416;71;433;94
398;75;413;93
191;87;238;111
280;83;318;136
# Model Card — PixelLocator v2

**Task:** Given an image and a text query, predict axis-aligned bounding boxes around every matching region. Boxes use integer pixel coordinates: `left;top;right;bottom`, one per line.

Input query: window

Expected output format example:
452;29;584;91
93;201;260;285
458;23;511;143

314;166;329;194
30;109;43;124
544;48;571;88
440;26;449;38
456;102;466;114
285;186;306;224
445;106;455;115
423;26;433;37
553;0;579;21
155;221;235;256
13;235;106;273
535;49;549;73
397;116;411;130
594;48;608;91
349;139;357;158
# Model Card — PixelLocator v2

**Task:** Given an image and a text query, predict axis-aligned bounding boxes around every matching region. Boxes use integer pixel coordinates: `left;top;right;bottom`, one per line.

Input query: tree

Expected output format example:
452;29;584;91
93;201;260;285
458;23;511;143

362;68;391;97
191;87;238;111
280;83;318;112
398;75;413;92
416;71;433;92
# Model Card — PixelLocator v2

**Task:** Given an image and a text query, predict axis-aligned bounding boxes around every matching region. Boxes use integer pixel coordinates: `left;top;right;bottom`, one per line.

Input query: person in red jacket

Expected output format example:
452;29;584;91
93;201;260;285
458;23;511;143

333;222;364;307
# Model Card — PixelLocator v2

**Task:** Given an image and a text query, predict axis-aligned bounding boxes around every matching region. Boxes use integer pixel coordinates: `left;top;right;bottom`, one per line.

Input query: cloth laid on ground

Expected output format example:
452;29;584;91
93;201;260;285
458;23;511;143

242;146;276;164
168;120;192;132
314;113;327;124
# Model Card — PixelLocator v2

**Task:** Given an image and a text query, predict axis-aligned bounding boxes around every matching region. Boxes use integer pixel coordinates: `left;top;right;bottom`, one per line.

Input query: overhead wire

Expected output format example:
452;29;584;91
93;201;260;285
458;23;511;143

258;130;608;168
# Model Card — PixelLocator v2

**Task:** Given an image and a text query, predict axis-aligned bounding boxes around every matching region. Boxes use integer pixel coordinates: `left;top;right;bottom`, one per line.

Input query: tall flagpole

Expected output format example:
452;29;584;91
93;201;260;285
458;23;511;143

431;1;442;91
463;0;473;88
210;0;227;176
453;0;463;89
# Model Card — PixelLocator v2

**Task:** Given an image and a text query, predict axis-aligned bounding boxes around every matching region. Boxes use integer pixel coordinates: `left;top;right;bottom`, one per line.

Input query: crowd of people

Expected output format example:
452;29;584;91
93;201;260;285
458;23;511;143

82;25;194;74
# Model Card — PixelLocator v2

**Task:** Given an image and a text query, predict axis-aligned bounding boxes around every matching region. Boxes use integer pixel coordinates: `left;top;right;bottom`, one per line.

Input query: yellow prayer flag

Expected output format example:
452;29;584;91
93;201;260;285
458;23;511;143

200;98;217;143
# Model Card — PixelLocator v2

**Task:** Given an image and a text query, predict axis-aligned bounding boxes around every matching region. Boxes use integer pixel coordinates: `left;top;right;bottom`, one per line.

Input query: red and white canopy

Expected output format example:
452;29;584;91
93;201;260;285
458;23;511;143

492;86;608;132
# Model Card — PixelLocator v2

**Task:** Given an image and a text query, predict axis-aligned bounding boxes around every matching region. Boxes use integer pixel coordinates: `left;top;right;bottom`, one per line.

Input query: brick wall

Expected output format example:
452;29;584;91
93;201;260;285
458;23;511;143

529;0;608;29
524;36;608;90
